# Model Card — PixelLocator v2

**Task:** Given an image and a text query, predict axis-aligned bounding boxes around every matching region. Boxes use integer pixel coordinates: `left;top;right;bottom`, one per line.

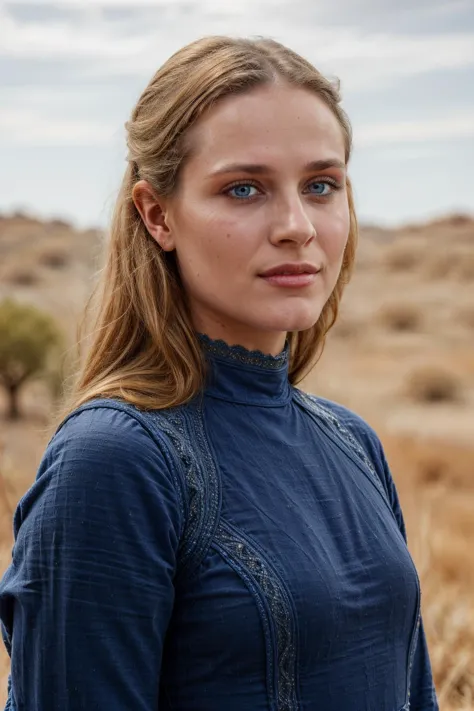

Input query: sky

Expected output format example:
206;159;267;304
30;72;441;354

0;0;473;229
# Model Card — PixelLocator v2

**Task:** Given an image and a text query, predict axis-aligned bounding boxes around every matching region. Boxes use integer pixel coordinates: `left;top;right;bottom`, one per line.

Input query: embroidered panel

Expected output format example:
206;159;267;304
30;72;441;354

148;403;220;580
150;403;300;710
214;520;299;711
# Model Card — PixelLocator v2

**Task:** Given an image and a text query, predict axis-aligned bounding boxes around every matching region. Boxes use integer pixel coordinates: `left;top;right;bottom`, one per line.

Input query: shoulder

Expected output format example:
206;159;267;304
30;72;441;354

53;397;182;473
56;397;170;449
27;398;187;519
298;391;394;496
298;391;381;450
307;395;408;533
13;399;186;579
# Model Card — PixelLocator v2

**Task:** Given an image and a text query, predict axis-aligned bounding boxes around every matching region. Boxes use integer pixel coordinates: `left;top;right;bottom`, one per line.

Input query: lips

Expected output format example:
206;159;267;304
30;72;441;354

259;263;320;277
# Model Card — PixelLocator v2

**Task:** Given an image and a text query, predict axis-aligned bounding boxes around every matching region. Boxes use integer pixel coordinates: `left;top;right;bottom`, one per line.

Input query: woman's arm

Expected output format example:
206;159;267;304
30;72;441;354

376;442;439;711
0;405;184;710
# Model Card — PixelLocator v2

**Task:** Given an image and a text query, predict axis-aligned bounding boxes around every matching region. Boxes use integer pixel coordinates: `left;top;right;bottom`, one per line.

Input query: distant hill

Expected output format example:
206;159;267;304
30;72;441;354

1;210;472;329
0;213;102;337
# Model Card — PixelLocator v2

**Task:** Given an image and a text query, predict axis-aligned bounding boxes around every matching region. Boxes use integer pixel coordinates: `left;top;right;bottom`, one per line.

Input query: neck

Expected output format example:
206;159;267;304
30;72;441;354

198;332;291;406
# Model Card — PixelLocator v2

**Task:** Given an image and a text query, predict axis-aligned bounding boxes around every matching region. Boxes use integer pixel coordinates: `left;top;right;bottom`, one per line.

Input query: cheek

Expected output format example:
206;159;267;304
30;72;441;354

318;205;350;263
173;209;248;279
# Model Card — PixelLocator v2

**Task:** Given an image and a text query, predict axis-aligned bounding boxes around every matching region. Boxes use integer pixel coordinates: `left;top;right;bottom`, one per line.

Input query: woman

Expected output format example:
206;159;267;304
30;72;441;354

0;36;438;710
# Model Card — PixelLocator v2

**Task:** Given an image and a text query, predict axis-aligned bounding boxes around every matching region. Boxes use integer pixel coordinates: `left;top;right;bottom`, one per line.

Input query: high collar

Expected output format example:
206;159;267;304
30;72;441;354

198;333;292;407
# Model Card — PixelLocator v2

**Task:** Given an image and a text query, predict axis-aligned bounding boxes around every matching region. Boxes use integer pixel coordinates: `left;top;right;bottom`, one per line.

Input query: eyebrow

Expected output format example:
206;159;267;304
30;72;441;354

208;159;346;177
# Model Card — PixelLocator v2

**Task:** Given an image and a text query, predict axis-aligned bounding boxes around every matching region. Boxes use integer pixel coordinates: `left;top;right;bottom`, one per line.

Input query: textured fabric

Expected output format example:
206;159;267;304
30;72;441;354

0;336;438;710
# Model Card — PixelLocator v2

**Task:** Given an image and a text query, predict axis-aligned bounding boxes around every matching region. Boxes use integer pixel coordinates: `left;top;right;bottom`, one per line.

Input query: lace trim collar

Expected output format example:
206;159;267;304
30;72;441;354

197;333;289;371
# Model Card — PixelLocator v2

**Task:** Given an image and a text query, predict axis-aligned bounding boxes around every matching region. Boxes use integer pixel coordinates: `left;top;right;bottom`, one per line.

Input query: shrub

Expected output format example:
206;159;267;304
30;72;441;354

384;244;421;272
4;268;39;286
38;248;69;269
405;366;462;404
444;213;472;227
458;255;474;281
0;299;63;419
458;306;474;329
416;456;448;486
377;303;422;332
424;250;474;282
49;218;71;230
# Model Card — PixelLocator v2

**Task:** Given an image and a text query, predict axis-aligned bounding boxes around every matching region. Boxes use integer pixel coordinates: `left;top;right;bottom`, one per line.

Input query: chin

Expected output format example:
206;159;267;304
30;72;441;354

255;306;324;334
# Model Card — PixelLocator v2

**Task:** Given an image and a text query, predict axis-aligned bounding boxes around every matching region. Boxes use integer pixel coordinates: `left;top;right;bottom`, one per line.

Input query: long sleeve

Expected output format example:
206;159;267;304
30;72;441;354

0;404;184;710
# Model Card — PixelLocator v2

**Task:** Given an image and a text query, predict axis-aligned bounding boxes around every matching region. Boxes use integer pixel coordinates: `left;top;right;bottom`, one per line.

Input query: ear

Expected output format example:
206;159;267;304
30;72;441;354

131;180;175;251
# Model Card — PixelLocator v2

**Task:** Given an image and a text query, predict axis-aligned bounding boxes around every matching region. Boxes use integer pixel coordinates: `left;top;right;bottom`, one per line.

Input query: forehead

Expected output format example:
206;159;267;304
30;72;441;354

185;83;346;173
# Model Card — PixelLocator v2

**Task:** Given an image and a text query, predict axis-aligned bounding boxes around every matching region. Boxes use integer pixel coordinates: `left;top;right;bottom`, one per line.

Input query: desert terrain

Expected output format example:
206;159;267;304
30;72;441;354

0;212;473;709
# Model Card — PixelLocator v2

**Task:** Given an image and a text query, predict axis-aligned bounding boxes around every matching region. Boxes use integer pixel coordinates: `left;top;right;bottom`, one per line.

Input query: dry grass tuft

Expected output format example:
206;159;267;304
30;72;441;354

414;496;474;709
377;303;423;332
404;366;463;404
330;317;360;340
424;250;474;282
383;243;423;272
3;267;40;287
438;213;473;228
381;432;474;709
458;306;474;330
424;576;474;708
37;247;69;269
458;256;474;281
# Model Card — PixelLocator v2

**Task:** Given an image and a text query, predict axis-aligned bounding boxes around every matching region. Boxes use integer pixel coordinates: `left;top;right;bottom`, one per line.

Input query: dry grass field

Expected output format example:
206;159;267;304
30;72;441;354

0;212;473;709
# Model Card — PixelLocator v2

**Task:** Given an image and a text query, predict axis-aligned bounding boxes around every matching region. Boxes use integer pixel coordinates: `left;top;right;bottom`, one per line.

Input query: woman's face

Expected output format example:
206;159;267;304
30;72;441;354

136;82;350;354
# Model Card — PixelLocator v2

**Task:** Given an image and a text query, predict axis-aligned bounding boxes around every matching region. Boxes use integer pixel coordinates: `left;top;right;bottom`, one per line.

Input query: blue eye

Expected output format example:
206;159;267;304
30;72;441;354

307;181;332;195
227;184;259;199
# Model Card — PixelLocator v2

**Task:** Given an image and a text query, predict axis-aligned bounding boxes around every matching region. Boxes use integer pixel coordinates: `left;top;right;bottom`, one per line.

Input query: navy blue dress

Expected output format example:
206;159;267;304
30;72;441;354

0;335;438;710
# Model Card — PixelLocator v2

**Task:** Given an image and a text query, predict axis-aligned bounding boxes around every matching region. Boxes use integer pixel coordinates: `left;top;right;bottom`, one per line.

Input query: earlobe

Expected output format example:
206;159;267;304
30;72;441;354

151;224;176;253
155;209;176;251
131;180;175;251
155;230;175;252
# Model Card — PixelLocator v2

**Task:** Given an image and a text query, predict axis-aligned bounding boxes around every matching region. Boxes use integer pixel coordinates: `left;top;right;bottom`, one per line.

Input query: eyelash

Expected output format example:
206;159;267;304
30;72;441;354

223;177;342;201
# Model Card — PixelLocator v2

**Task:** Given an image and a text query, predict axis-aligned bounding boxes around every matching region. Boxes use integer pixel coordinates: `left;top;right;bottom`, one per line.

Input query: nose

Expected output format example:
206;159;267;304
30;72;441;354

268;193;316;247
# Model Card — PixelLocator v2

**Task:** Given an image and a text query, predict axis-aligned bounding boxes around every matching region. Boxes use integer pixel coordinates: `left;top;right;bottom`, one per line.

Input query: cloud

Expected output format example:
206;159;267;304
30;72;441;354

0;107;118;145
303;30;474;92
425;0;473;15
355;113;474;147
1;1;474;93
0;5;150;59
4;0;279;8
3;96;473;149
1;0;472;226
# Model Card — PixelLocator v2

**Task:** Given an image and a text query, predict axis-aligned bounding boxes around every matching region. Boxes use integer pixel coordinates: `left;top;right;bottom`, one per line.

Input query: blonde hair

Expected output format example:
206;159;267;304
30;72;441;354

67;35;358;414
